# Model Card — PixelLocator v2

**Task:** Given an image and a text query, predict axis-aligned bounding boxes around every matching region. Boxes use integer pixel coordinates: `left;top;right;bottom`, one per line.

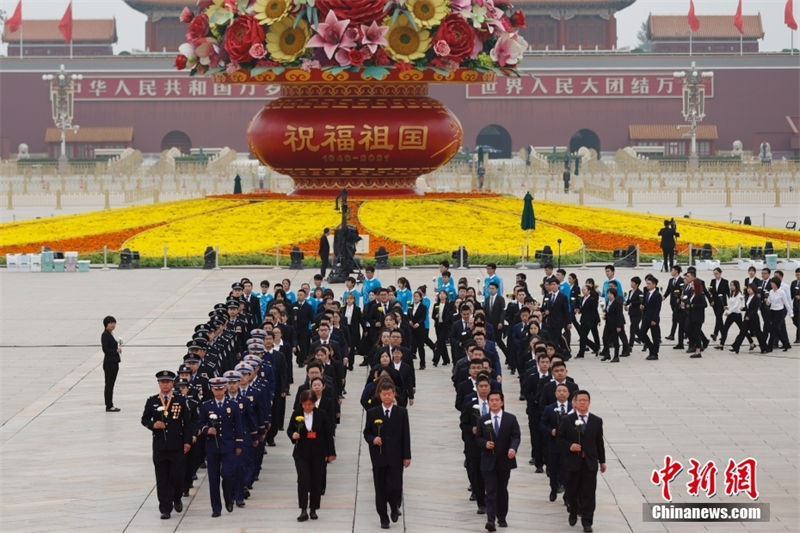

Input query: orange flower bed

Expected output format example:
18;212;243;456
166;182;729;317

558;224;661;254
0;225;161;255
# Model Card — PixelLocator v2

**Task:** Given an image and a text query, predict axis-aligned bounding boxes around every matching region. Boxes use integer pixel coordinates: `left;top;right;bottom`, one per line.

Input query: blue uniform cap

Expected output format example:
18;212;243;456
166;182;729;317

209;377;228;389
235;362;253;374
223;370;242;382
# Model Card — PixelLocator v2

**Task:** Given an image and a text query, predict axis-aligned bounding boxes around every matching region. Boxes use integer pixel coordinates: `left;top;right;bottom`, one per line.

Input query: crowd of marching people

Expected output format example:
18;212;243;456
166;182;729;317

137;261;798;531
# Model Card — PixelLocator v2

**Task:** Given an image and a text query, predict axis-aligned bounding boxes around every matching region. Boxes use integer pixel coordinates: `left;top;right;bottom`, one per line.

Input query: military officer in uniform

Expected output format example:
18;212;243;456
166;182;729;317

223;369;259;508
199;376;244;517
140;370;193;519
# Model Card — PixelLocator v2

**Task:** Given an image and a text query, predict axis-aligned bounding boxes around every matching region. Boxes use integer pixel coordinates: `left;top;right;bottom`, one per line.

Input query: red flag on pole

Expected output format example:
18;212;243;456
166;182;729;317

58;1;72;43
5;0;22;33
734;0;744;34
688;0;700;32
787;0;798;30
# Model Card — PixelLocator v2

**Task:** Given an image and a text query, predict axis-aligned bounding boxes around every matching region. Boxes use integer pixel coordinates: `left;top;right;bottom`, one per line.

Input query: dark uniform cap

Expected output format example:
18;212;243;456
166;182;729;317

209;377;228;389
183;352;201;363
226;300;240;308
223;370;242;382
178;364;192;374
156;370;177;381
174;378;190;387
193;331;210;342
231;282;244;290
194;324;210;333
186;339;208;350
213;303;227;310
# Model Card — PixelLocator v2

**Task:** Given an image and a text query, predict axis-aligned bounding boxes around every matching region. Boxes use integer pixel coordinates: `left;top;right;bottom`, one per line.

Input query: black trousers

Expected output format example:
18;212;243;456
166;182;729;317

267;395;286;440
640;321;661;356
372;464;403;522
295;455;325;510
661;247;674;272
794;300;800;341
154;449;185;515
320;254;329;277
103;360;119;409
565;465;598;527
720;314;751;345
628;312;642;344
433;323;451;365
411;328;427;368
483;467;511;523
529;409;544;465
732;318;767;351
768;309;791;349
546;439;564;493
578;321;600;355
465;454;486;507
712;304;726;337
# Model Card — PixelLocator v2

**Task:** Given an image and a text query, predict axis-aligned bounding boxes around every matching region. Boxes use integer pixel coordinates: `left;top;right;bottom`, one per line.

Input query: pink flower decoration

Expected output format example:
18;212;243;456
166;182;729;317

179;7;193;23
489;33;527;66
300;58;321;72
433;39;451;57
307;10;354;59
226;62;240;75
249;42;266;59
360;21;388;54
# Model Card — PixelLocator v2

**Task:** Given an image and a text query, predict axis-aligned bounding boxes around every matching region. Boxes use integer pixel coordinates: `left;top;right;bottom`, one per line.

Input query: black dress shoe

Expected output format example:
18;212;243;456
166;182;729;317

211;511;221;518
310;509;318;520
380;521;390;529
390;509;400;522
528;458;536;465
646;354;658;360
665;335;674;341
485;521;496;532
535;466;544;473
690;353;702;358
600;355;610;361
714;345;724;350
225;502;234;513
702;339;709;350
729;347;739;353
160;512;170;520
610;356;620;363
672;344;684;349
469;493;476;501
105;407;120;412
236;501;246;508
583;526;593;533
549;490;557;501
243;488;250;499
575;353;584;358
477;505;486;514
620;351;630;357
267;440;276;447
498;519;508;528
297;510;309;522
173;500;183;513
569;513;578;526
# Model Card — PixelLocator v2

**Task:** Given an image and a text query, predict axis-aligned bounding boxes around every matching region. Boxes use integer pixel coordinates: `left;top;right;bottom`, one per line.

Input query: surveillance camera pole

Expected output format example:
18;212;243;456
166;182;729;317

42;64;82;175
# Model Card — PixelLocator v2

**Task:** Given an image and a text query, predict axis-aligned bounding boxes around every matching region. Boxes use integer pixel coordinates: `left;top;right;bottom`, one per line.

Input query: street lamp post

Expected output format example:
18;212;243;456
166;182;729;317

42;64;82;174
673;61;713;171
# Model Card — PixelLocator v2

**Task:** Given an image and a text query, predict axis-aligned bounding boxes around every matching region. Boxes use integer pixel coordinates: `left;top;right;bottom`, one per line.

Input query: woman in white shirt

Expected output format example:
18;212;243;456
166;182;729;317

766;278;793;351
716;280;754;350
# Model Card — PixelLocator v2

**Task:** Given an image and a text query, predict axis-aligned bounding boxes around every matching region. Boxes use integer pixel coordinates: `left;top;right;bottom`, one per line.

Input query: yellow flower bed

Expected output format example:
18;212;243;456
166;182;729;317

123;200;339;257
0;198;243;248
359;199;583;255
464;198;792;251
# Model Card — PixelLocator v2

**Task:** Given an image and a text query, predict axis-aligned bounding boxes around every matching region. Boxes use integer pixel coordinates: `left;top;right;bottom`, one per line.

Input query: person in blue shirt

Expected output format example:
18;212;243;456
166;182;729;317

556;269;572;310
483;263;503;301
341;277;361;307
438;270;457;302
601;265;625;304
435;260;450;290
311;274;326;295
282;279;297;304
361;267;381;303
396;277;412;313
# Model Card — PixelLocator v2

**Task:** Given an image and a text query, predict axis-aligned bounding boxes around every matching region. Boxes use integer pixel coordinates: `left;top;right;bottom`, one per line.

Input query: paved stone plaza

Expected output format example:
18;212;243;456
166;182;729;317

1;266;798;532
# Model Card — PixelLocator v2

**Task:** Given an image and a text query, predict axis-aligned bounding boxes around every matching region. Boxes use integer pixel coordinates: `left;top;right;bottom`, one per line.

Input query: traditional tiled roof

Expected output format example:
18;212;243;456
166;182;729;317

629;124;719;141
3;19;117;43
45;127;133;143
648;15;764;39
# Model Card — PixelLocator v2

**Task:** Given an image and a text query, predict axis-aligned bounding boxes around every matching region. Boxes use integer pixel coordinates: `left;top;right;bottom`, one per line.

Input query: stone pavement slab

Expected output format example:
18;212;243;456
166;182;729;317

1;266;798;532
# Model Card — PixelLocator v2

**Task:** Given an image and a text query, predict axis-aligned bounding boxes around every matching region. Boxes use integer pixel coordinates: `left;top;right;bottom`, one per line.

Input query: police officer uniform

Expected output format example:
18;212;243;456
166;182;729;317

140;370;193;519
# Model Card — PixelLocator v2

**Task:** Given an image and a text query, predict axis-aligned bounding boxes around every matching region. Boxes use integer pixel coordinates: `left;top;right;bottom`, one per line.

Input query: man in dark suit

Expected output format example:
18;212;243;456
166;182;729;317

539;383;571;502
664;265;684;342
292;289;314;365
241;279;263;327
543;278;570;351
101;315;121;412
709;267;731;342
363;288;392;348
558;390;606;533
475;390;521;531
460;374;493;514
319;227;330;278
792;268;800;343
363;381;412;529
641;275;663;360
309;323;343;362
450;303;474;362
484;281;506;353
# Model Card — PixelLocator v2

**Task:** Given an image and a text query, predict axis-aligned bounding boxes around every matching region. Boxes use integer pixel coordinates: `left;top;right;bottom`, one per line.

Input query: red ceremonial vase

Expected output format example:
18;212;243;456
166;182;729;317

216;69;495;197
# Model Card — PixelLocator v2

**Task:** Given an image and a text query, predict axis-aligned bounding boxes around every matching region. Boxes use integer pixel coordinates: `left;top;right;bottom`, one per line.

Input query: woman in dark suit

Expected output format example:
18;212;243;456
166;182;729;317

287;390;336;522
687;280;707;359
343;292;362;363
407;290;429;369
601;288;624;362
101;315;121;412
576;284;600;358
431;290;454;367
730;283;769;353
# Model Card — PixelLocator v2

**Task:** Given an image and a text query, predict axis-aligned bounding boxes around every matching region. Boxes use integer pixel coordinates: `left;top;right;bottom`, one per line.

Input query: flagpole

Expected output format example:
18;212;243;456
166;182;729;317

740;34;743;56
19;25;22;59
690;30;693;56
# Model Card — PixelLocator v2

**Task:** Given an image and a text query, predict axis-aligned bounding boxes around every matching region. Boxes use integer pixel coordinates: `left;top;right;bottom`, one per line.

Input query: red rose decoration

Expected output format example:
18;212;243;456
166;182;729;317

223;14;265;64
175;54;188;70
434;13;475;63
316;0;388;26
510;10;526;29
186;14;210;42
348;48;367;67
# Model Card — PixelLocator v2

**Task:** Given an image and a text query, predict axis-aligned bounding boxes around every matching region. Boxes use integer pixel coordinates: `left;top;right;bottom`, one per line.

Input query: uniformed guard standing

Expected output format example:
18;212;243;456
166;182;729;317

223;369;259;507
140;370;193;520
199;376;244;517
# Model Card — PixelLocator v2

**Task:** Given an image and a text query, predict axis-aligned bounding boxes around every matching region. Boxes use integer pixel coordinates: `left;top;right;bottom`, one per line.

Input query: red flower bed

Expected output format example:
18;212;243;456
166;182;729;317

0;225;161;255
